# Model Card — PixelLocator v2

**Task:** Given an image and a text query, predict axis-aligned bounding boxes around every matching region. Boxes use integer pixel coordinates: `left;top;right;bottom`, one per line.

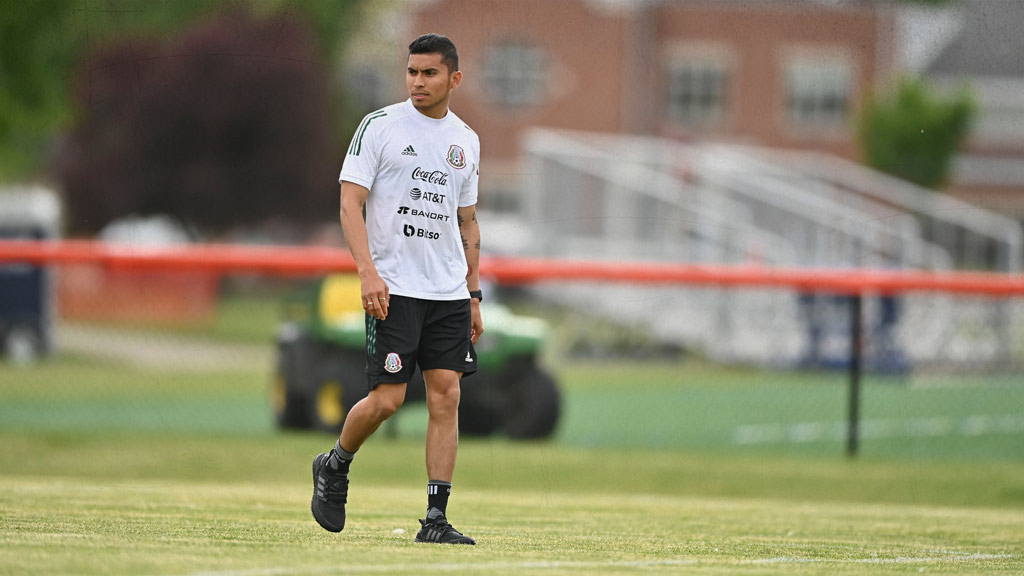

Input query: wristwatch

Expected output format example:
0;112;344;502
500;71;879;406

469;290;483;302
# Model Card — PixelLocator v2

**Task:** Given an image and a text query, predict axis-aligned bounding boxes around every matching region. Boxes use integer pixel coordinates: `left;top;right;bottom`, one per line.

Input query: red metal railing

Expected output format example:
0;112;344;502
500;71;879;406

2;239;1023;296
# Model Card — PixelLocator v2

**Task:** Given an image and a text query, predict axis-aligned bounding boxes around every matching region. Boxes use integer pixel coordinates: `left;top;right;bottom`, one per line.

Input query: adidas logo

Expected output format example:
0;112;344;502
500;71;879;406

402;145;417;156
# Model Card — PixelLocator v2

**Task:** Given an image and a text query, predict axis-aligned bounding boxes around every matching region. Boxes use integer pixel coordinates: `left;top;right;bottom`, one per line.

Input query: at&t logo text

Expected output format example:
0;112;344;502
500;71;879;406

409;187;446;204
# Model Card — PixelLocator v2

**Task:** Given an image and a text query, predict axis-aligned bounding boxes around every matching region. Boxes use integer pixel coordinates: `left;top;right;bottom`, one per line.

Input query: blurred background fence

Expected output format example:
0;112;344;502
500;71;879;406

2;238;1022;461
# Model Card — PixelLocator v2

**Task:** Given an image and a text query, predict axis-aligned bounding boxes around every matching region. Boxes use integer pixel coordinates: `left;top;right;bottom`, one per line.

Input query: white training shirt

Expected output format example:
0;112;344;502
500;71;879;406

339;99;480;301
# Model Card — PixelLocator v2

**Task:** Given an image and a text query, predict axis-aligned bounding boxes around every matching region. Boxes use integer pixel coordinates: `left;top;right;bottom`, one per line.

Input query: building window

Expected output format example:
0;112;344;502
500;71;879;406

665;61;729;127
482;41;545;107
784;56;853;129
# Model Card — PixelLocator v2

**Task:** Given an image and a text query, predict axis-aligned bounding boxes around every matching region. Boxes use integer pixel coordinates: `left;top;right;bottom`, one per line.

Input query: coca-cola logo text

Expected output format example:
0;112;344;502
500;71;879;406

411;167;449;186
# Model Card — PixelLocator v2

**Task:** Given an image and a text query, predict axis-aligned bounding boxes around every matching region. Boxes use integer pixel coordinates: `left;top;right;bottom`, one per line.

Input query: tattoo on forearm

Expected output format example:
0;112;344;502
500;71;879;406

459;211;478;251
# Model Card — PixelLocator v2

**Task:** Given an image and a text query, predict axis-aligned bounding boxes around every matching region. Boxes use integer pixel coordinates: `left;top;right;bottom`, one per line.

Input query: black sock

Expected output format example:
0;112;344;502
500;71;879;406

427;480;451;518
327;440;355;474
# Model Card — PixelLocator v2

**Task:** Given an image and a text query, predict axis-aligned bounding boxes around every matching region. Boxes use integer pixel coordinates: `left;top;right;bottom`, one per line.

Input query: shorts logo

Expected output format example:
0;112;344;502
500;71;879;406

384;352;403;374
447;145;466;169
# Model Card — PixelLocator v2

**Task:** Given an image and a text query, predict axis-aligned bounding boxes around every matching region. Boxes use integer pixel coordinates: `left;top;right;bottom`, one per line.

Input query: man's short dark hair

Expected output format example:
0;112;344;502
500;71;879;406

409;33;459;73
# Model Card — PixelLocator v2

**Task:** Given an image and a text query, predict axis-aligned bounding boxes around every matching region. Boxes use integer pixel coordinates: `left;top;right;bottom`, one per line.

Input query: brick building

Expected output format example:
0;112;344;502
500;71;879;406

347;0;1022;218
352;0;894;210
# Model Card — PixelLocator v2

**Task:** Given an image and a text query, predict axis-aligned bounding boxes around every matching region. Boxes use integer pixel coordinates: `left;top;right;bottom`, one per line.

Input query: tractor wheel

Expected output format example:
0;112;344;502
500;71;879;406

502;360;561;440
308;349;368;434
458;383;501;437
271;326;315;430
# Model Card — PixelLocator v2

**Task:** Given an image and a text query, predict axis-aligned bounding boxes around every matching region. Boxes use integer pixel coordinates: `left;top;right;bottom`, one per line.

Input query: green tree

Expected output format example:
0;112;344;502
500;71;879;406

0;0;362;182
0;0;212;180
858;76;975;190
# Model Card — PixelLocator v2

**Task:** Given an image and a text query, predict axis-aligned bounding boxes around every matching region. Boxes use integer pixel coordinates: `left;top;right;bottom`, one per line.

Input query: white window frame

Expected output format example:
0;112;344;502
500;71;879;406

663;44;732;129
665;61;729;127
482;40;546;107
782;51;855;132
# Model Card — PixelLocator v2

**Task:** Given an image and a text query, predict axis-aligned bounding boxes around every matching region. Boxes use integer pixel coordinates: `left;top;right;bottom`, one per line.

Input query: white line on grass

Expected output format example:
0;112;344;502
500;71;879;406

186;559;699;576
186;553;1016;576
747;553;1013;565
733;414;1024;445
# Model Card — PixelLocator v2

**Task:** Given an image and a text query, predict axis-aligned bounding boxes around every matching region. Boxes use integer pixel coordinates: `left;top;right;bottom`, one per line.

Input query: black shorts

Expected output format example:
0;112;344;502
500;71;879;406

364;295;478;389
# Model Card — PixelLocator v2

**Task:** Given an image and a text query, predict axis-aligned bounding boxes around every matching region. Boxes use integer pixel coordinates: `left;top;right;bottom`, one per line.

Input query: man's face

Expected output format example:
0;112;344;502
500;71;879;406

407;52;462;118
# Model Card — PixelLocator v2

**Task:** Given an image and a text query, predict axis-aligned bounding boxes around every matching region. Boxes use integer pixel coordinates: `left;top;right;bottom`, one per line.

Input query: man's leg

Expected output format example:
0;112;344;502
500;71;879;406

423;369;461;482
341;382;407;452
415;369;474;545
311;382;406;533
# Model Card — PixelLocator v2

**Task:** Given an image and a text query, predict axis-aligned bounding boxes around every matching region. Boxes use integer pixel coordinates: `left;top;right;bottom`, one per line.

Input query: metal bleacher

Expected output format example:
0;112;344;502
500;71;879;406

495;128;1023;370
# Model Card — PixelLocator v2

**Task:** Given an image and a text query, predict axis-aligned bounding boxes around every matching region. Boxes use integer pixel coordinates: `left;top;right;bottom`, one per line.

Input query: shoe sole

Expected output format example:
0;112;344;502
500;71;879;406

310;453;343;533
414;531;476;545
414;538;476;545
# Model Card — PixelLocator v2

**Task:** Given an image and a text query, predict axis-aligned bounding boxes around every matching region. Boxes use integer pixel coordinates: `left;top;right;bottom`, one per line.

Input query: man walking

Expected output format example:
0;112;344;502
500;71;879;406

311;33;483;545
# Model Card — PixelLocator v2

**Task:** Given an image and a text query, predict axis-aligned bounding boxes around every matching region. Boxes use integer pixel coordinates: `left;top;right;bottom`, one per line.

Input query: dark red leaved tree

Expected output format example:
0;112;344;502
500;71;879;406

58;7;339;237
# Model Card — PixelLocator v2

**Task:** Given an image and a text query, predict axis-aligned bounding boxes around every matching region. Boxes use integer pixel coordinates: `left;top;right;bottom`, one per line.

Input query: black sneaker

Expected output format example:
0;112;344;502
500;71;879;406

414;513;476;545
310;452;348;532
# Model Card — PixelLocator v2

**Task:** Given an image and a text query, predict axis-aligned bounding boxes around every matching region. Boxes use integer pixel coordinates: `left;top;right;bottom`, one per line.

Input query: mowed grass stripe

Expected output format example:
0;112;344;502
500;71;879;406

5;431;1024;509
4;354;1023;460
182;554;1017;576
2;478;1022;576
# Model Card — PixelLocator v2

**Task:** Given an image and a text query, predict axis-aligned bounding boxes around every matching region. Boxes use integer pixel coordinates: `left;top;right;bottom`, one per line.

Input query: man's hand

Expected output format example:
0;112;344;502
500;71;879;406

361;271;390;320
469;299;484;344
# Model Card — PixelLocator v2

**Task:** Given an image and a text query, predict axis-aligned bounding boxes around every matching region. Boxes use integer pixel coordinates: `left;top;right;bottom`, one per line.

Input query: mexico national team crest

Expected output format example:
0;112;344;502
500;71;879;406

447;145;466;169
384;352;403;374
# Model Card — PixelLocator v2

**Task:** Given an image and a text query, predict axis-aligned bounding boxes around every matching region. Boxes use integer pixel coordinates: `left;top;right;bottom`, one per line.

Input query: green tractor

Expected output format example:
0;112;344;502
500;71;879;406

272;275;560;439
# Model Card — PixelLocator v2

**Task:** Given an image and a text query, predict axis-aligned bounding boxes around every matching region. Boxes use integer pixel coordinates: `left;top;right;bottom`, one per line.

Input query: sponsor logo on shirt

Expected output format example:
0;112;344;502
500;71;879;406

398;206;449;222
411;167;449;186
409;188;445;204
402;145;417;156
403;224;441;240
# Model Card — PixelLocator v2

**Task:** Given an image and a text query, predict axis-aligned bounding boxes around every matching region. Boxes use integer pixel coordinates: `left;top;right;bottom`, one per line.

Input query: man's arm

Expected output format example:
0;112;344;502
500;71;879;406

458;204;483;343
340;181;389;320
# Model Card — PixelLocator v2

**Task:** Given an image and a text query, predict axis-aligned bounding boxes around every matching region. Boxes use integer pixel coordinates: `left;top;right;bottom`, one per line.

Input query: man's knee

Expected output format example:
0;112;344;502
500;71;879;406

367;383;406;419
424;371;461;413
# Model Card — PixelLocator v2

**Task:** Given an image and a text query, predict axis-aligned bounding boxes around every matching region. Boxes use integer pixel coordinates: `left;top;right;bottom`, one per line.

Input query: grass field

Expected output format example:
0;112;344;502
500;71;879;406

2;317;1024;574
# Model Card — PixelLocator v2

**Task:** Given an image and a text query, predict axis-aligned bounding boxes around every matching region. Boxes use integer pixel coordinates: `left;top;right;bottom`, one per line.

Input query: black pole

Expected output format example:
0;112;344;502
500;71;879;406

847;293;863;457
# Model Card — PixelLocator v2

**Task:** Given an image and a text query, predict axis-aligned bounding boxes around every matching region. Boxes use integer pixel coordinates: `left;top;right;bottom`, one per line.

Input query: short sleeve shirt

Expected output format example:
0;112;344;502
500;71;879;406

339;99;480;300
